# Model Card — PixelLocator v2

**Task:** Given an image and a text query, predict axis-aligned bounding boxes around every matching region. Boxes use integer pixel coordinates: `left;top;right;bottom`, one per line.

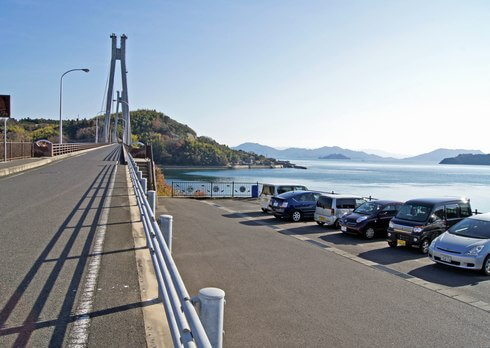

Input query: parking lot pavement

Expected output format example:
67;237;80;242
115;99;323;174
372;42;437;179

202;198;490;307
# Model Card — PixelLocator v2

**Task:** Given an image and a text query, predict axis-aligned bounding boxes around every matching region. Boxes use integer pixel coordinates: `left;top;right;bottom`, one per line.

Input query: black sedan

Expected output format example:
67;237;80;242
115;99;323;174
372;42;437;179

338;200;403;239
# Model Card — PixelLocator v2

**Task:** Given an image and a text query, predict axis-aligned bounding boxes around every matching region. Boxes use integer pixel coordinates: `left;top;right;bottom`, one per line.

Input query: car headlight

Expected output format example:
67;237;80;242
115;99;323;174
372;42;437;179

356;216;368;223
413;226;423;233
281;201;288;208
466;245;484;256
389;221;394;229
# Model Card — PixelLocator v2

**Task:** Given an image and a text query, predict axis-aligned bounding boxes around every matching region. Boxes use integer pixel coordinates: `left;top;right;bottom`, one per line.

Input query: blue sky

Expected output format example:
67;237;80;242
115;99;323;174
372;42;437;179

2;0;490;155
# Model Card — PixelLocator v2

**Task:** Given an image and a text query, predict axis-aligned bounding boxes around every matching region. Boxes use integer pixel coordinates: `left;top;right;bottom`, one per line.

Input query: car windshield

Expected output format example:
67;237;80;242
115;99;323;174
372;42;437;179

448;218;490;239
354;202;381;215
396;204;431;222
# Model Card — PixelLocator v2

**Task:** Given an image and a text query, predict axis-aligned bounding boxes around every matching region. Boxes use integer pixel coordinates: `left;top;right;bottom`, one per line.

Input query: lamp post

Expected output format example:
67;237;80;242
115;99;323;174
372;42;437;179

59;68;89;144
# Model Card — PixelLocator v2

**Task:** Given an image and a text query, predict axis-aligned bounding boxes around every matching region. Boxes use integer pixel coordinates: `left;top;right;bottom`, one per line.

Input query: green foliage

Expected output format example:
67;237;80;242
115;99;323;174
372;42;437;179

129;109;276;166
31;125;58;141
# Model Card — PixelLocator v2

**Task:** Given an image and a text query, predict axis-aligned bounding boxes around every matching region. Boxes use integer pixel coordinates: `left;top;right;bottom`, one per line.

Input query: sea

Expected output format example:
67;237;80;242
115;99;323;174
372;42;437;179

163;159;490;212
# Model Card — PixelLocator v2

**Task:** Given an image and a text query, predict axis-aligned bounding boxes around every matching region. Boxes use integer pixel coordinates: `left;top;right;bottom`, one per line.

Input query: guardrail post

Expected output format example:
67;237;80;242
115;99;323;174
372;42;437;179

197;287;225;348
141;178;147;194
159;214;173;253
148;190;156;216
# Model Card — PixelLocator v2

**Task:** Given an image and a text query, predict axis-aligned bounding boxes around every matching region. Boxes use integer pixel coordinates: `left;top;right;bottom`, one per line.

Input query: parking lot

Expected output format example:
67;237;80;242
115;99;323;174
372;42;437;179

203;198;490;305
158;197;490;347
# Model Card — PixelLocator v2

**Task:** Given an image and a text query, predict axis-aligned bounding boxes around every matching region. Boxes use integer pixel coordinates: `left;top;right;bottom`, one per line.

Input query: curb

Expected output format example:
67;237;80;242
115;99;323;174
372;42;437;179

0;144;113;177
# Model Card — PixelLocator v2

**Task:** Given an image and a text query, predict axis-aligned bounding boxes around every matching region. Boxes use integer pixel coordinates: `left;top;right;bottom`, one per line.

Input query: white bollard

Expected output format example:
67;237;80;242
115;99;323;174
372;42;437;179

198;287;225;348
159;214;173;253
147;190;156;216
141;178;147;194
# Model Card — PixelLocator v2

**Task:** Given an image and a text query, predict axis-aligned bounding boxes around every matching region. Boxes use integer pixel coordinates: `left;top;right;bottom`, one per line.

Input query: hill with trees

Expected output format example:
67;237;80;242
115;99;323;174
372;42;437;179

5;110;278;167
440;153;490;165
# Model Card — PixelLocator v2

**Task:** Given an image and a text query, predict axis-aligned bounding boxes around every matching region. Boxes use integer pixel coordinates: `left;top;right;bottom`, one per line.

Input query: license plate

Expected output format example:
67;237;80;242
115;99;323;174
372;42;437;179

273;202;278;206
440;255;452;263
397;239;406;247
341;226;347;232
319;216;326;222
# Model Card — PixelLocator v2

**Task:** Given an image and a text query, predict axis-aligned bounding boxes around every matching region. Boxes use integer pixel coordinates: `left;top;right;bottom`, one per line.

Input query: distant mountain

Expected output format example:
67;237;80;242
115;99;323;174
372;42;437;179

402;148;484;163
319;153;350;160
234;143;391;161
440;154;490;166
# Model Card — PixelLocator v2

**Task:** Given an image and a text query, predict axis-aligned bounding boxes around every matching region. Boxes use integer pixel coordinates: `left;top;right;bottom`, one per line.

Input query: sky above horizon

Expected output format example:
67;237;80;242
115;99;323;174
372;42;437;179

2;0;490;156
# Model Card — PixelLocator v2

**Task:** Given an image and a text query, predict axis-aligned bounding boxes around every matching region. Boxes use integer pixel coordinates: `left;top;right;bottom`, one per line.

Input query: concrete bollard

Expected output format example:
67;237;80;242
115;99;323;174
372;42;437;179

147;190;156;216
159;214;173;253
141;178;147;194
198;287;225;348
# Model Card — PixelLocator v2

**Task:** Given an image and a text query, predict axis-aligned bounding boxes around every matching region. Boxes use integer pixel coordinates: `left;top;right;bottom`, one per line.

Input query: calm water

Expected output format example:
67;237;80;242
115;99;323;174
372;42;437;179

163;160;490;212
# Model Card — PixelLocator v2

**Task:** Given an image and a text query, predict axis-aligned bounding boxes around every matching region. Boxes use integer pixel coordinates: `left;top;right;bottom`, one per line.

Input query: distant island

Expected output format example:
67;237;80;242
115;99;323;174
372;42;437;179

233;142;483;164
440;154;490;166
319;153;350;160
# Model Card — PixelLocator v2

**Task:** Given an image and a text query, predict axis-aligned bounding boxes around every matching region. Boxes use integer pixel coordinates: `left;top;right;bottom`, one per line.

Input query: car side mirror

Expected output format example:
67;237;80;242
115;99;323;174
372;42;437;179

428;214;437;223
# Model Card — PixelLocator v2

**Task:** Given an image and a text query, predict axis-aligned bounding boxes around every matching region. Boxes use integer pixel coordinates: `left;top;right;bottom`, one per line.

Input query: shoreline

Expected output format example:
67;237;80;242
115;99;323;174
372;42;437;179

161;164;285;170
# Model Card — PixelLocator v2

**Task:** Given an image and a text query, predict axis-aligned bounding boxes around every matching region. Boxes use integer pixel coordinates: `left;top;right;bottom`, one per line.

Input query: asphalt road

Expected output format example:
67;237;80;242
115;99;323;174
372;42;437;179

0;145;146;347
159;198;490;347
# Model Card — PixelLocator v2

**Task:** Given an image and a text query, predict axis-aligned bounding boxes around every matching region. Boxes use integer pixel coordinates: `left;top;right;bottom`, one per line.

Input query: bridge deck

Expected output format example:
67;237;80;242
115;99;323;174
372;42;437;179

0;144;148;347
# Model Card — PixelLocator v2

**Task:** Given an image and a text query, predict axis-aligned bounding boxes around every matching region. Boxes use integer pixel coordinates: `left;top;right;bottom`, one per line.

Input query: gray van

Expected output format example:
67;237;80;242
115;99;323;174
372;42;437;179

314;194;366;228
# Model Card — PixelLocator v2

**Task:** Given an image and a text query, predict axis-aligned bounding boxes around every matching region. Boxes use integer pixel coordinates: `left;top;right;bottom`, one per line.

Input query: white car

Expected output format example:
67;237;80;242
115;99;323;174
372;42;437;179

314;194;366;228
260;184;308;213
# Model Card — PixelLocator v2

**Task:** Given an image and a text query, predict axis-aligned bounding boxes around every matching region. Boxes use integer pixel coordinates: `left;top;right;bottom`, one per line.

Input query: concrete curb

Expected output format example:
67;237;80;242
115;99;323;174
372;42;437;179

0;144;112;177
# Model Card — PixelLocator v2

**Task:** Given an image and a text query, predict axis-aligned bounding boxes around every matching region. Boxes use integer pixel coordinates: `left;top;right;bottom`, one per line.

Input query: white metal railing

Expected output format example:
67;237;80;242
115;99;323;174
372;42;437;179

126;149;224;348
51;143;101;156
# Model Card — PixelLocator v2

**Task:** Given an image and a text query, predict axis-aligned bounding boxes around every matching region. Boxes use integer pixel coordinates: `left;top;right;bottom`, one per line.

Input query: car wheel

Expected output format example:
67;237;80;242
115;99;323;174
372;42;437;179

364;227;375;239
334;219;340;229
291;210;302;222
316;221;325;226
420;239;430;254
482;255;490;276
388;241;397;248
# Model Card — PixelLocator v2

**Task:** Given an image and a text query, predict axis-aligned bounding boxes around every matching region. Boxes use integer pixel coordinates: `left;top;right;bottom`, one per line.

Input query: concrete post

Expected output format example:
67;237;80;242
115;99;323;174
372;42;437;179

148;190;156;216
198;287;225;348
141;178;147;194
159;215;173;253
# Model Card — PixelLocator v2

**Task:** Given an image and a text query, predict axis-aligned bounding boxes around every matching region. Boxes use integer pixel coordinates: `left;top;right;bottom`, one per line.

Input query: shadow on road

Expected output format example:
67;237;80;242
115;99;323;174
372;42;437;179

409;264;489;287
357;246;426;265
222;211;266;218
0;147;126;346
319;231;386;245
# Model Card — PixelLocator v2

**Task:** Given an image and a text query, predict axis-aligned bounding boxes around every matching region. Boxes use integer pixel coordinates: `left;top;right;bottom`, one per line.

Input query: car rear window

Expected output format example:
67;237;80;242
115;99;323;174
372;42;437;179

336;199;357;209
277;186;293;194
396;204;431;222
261;185;274;196
317;196;332;209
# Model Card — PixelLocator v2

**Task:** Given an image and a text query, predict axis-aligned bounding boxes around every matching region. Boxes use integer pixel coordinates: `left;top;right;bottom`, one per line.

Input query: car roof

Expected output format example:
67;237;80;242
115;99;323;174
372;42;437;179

262;183;308;187
319;193;364;199
404;197;469;206
367;200;403;205
276;190;319;198
469;213;490;222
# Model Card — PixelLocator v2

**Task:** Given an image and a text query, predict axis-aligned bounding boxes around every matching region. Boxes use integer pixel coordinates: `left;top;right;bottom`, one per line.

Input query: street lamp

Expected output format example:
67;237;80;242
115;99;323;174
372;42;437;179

59;68;89;144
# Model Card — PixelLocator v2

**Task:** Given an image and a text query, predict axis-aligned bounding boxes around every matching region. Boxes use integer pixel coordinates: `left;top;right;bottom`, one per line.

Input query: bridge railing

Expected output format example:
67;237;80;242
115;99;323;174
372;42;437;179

127;150;224;348
51;143;101;156
0;142;33;161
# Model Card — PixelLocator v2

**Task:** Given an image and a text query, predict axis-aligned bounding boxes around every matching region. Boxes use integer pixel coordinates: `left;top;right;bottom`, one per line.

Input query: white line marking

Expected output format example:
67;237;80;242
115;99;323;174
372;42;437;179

67;165;118;347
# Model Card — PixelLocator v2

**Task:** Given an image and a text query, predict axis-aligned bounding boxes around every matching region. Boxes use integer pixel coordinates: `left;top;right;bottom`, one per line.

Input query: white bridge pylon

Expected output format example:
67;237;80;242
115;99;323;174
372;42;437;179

103;33;131;144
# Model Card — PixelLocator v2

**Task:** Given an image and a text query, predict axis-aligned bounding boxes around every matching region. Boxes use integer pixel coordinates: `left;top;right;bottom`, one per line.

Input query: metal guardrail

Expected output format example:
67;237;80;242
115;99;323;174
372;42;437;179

0;142;33;161
51;143;101;156
126;149;225;347
172;181;259;198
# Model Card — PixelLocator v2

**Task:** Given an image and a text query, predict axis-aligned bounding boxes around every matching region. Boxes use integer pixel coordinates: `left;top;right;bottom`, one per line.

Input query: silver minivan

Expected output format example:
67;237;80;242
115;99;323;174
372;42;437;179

260;184;308;212
314;194;366;228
